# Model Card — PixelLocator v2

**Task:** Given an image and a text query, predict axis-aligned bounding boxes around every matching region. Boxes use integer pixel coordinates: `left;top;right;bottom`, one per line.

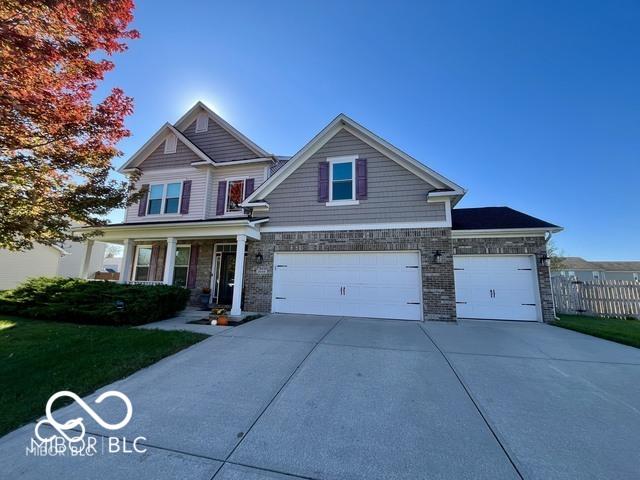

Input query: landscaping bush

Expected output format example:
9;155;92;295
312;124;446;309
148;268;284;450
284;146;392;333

0;277;190;326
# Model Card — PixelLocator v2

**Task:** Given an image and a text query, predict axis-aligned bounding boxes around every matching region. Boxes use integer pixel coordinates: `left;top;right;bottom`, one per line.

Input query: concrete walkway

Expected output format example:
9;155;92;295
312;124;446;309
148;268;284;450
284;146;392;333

2;315;640;479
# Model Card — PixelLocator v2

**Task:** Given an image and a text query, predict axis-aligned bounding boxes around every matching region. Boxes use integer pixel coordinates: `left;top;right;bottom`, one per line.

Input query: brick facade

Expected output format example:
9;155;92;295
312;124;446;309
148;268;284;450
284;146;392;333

244;228;457;321
451;235;555;322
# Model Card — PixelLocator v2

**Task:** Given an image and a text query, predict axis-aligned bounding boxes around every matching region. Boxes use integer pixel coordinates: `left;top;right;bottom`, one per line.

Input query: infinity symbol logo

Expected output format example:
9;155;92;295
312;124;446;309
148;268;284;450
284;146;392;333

34;390;133;443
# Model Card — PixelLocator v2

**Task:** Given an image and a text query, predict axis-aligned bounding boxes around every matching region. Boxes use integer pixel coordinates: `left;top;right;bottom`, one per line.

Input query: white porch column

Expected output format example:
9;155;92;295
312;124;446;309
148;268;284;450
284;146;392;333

163;237;177;285
119;239;135;284
80;239;95;279
230;234;247;316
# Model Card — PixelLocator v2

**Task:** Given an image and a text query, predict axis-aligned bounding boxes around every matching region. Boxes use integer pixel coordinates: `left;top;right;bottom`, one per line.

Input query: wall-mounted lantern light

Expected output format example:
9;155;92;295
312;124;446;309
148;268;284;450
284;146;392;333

540;253;551;267
433;250;442;264
255;252;264;265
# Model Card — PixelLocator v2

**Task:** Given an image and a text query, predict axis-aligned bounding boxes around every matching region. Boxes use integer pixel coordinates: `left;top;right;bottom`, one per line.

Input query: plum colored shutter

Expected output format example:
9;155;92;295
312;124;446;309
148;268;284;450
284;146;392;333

148;244;160;281
180;180;192;214
216;181;227;216
318;163;329;202
187;244;199;288
244;178;255;198
138;184;149;216
356;158;368;200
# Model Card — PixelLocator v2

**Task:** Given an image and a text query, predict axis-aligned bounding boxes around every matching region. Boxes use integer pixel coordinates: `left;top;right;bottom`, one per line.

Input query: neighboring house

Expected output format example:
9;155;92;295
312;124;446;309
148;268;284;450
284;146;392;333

77;102;561;322
103;256;122;273
552;257;640;282
0;240;105;290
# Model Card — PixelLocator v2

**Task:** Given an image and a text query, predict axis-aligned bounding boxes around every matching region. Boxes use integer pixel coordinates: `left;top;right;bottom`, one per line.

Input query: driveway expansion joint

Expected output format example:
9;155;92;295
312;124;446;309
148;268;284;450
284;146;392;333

419;323;526;480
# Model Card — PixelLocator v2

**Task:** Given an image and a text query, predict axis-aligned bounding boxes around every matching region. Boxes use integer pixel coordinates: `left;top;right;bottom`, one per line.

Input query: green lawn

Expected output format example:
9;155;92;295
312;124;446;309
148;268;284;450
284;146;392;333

0;316;207;436
553;314;640;349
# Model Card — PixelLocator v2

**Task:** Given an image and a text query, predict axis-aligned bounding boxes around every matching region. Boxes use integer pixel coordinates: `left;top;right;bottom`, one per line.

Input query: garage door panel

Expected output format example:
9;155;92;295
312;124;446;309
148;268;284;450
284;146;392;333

272;252;422;321
454;256;540;322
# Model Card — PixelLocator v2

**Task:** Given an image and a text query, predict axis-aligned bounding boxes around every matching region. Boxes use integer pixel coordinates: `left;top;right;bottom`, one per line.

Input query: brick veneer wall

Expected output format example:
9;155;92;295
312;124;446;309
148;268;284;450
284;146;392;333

451;235;555;322
244;228;456;321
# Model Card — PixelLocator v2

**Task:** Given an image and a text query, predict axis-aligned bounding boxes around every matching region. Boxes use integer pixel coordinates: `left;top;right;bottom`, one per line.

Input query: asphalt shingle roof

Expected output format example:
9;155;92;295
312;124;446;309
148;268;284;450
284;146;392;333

451;207;560;231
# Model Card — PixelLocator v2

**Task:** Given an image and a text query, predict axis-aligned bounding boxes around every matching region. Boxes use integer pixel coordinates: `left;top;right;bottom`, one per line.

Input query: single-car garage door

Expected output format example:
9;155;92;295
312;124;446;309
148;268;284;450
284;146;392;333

272;252;422;320
454;255;540;322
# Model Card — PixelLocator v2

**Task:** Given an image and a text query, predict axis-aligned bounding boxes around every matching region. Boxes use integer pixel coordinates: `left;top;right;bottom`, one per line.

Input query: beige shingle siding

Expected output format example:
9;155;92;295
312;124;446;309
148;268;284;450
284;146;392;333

206;164;269;218
138;138;200;170
182;119;257;162
125;168;207;223
264;130;443;226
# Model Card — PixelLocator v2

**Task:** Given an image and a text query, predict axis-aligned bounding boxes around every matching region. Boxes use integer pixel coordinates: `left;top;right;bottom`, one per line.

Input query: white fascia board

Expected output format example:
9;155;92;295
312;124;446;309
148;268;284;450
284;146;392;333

260;220;451;233
174;101;270;158
117;123;214;172
244;113;466;204
191;157;274;168
76;221;261;242
452;227;563;238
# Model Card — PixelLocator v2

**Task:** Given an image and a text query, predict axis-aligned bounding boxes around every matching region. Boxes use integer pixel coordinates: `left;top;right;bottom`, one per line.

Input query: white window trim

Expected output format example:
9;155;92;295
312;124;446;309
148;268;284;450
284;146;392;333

195;113;209;133
224;177;247;215
164;134;177;154
132;245;153;281
326;155;359;206
146;182;183;216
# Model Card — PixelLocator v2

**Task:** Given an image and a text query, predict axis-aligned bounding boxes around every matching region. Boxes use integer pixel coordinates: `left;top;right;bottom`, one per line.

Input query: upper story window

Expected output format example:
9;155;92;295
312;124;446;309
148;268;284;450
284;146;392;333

195;113;209;133
164;133;177;154
147;182;182;215
327;156;357;205
226;179;245;213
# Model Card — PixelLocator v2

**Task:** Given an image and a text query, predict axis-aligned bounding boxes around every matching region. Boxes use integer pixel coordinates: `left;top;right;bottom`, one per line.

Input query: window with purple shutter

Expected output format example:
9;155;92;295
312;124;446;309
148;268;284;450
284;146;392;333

137;184;149;216
180;180;192;214
216;181;227;216
318;163;329;202
186;244;199;288
244;178;255;198
356;158;368;200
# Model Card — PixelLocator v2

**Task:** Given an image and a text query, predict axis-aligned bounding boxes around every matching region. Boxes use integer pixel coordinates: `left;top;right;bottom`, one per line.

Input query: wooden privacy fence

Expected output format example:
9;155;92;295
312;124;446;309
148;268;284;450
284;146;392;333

551;277;640;319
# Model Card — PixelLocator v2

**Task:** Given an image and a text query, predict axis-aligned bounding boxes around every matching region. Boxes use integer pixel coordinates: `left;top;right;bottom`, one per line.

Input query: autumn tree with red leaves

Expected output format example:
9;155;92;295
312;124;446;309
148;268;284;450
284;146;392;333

0;0;139;250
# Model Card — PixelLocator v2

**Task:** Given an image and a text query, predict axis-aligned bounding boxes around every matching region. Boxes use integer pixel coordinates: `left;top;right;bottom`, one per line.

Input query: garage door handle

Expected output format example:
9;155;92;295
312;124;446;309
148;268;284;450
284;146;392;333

406;302;420;305
521;303;536;306
275;297;286;300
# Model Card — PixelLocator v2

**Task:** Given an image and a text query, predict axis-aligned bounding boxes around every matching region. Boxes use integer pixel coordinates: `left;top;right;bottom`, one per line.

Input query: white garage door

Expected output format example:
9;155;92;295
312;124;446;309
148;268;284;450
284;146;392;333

272;252;422;320
454;255;540;322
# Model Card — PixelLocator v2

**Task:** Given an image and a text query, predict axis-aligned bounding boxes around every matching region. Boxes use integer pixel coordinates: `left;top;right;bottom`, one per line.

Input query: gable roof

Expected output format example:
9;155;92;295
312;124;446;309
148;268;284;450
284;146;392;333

452;207;561;231
242;113;465;205
174;101;270;158
559;257;640;272
117;123;214;172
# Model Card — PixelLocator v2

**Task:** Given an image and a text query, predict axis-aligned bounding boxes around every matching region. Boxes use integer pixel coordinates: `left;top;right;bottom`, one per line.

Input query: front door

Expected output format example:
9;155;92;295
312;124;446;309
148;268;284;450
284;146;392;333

217;252;236;305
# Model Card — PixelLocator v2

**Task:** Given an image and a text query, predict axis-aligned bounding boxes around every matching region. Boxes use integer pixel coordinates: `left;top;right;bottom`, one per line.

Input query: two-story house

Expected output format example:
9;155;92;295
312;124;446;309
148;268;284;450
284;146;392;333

79;102;561;322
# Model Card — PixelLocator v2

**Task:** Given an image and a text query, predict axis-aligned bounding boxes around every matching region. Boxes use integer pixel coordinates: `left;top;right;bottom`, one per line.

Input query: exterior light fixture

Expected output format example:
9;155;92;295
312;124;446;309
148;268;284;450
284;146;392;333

255;252;264;265
433;250;442;264
540;253;551;267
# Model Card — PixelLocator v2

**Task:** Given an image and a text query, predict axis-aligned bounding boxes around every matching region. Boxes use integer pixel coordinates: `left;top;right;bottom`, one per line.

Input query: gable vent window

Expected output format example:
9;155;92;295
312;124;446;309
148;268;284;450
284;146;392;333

164;134;177;154
195;113;209;133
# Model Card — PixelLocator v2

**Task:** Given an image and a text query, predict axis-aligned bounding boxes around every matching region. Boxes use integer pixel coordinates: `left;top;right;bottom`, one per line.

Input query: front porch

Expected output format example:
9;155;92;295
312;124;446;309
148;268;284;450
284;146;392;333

78;218;263;316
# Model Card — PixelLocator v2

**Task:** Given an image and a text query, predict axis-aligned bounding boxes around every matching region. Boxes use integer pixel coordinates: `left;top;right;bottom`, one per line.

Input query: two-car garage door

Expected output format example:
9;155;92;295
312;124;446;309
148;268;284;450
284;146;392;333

270;252;541;322
453;255;541;322
272;252;422;321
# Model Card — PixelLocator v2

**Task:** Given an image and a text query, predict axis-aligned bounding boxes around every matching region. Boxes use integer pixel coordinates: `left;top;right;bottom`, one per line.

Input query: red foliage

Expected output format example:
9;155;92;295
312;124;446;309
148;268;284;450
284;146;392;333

0;0;140;250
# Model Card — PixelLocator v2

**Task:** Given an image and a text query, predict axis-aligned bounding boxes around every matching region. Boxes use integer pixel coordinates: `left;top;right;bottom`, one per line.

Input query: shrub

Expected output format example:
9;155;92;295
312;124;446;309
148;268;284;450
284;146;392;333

0;277;190;326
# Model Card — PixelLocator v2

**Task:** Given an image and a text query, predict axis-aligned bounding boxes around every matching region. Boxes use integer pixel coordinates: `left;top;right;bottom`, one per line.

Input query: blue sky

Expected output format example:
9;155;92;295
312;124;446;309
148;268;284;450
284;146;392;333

99;0;640;260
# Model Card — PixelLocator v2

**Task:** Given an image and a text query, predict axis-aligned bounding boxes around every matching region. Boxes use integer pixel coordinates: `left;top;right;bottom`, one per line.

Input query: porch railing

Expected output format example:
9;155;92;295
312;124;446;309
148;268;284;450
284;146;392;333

127;281;165;286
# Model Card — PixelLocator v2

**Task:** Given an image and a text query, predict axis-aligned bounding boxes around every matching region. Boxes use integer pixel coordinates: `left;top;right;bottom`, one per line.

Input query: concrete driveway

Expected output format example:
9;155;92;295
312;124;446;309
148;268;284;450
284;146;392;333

2;315;640;479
